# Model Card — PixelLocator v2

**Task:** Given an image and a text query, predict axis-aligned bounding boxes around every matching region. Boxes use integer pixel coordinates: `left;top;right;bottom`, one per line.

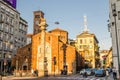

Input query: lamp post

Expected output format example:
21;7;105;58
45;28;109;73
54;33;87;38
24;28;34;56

55;21;60;75
111;3;120;74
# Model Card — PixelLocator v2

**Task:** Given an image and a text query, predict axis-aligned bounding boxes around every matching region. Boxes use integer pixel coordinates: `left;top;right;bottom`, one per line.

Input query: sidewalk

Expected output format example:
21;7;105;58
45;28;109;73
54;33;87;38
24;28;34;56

1;74;69;80
1;75;37;80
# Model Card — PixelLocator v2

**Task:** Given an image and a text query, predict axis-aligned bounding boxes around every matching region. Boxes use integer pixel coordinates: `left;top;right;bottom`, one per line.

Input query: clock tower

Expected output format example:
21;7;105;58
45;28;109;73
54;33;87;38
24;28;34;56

33;10;44;34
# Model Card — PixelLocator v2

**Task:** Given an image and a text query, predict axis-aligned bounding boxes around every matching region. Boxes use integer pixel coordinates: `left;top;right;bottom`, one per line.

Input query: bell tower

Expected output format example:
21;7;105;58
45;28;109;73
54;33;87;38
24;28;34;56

33;10;44;34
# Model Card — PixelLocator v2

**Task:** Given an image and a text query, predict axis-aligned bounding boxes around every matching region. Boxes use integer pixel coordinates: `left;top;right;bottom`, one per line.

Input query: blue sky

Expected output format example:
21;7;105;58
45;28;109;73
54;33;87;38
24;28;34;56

16;0;111;50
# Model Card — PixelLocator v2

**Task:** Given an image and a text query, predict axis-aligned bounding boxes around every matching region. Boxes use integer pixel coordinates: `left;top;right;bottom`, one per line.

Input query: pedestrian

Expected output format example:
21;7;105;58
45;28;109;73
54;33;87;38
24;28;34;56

112;67;117;80
105;69;109;80
84;71;87;78
83;71;87;78
35;69;38;77
31;69;34;76
82;69;85;78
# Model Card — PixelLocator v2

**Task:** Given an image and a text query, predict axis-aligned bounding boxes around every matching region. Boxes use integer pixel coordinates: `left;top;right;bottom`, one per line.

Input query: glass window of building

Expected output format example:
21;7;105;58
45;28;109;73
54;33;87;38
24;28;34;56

118;11;120;20
39;48;41;53
89;39;92;43
20;24;22;29
0;41;2;48
89;51;93;56
79;45;82;49
11;18;14;25
11;27;13;34
6;34;8;40
0;14;2;21
0;24;3;30
11;36;13;41
9;27;11;33
10;44;13;50
10;18;12;24
80;39;82;44
0;32;1;38
5;25;7;32
6;16;9;22
4;33;7;40
1;32;3;39
84;39;87;44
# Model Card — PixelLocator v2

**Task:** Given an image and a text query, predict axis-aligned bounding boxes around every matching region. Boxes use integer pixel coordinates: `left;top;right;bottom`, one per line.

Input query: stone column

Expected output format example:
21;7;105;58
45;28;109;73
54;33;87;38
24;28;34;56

37;18;47;77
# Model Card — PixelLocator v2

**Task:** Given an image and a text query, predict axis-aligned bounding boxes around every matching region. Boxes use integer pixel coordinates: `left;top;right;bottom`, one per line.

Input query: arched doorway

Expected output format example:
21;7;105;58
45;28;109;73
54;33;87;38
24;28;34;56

23;65;27;70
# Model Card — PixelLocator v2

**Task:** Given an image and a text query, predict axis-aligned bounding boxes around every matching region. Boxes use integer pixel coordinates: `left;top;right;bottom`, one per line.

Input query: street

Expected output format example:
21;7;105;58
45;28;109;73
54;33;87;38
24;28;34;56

2;74;114;80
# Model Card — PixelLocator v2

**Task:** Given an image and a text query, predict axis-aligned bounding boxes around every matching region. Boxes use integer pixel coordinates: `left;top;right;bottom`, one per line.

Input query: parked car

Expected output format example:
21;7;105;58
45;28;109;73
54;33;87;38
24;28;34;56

85;68;92;76
80;68;93;76
80;69;85;75
95;69;106;77
91;68;97;75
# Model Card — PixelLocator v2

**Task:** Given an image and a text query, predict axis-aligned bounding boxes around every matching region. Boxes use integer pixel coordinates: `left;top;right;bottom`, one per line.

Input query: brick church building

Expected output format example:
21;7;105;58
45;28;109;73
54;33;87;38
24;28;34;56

12;10;76;77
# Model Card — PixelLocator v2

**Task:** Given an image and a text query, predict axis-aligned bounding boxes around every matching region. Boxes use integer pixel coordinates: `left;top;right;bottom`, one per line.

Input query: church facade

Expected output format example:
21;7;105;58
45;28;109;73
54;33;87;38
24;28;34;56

12;25;76;77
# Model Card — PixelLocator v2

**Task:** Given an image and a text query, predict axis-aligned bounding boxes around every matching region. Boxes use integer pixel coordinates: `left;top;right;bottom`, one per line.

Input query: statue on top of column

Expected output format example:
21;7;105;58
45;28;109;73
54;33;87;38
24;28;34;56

38;18;48;28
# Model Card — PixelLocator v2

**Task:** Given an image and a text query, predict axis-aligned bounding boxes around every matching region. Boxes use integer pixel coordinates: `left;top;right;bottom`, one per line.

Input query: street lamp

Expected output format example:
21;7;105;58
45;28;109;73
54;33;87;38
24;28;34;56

111;3;120;74
55;21;60;75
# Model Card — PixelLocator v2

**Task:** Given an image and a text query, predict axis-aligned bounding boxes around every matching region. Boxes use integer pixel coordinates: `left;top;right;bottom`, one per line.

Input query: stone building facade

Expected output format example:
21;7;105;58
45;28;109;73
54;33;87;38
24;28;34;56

108;0;120;78
32;28;76;76
12;44;31;76
105;47;113;68
75;31;99;69
0;0;28;73
13;28;76;77
99;50;109;68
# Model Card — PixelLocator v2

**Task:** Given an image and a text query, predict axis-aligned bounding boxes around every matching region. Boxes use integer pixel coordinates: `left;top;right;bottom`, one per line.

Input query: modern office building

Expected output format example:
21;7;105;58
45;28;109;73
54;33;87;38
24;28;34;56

108;0;120;78
0;0;28;73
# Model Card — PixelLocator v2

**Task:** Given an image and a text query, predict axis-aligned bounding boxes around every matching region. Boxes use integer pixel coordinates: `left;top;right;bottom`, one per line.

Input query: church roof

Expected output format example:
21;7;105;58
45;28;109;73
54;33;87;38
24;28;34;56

49;27;68;33
77;31;94;37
